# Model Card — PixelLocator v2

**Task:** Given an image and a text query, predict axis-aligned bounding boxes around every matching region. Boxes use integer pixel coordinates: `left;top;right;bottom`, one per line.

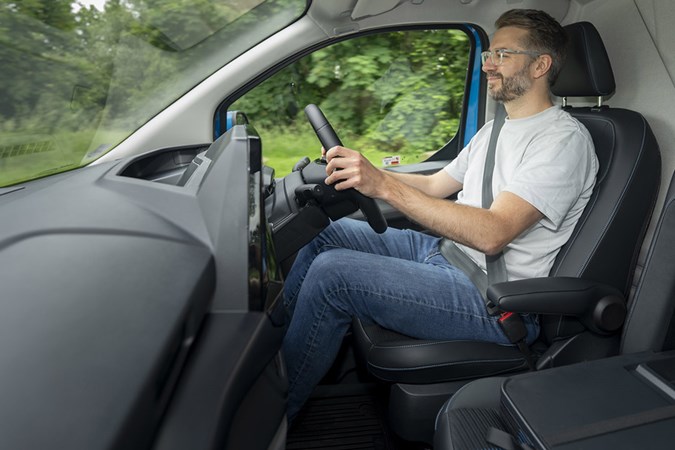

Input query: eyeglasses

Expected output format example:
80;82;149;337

480;48;542;66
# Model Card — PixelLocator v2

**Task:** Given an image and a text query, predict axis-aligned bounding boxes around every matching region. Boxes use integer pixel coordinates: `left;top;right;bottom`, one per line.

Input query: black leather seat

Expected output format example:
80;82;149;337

435;170;675;450
351;22;661;443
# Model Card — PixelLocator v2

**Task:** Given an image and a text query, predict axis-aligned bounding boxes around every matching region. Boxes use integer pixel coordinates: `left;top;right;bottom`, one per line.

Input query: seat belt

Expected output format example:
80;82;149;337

482;105;536;370
482;104;508;286
439;104;506;293
440;104;536;370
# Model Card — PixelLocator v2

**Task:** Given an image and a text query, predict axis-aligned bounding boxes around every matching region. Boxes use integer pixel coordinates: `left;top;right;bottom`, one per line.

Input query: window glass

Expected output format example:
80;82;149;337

230;28;470;176
0;0;307;187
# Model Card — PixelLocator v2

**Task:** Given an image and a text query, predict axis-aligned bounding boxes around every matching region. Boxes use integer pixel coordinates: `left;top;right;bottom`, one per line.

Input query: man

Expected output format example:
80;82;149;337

282;9;598;421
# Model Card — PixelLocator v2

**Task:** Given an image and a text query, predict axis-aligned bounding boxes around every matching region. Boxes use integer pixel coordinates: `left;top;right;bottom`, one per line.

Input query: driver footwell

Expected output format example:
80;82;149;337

286;384;429;450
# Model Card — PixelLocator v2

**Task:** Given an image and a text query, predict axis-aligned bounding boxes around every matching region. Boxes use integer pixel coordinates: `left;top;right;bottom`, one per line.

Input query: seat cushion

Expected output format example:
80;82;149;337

353;321;530;384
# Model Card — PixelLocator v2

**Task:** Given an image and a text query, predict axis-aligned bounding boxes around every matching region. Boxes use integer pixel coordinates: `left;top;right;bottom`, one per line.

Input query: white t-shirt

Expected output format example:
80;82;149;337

443;106;598;281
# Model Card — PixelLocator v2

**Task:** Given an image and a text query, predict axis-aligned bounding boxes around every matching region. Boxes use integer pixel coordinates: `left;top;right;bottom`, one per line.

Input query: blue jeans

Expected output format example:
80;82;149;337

282;218;539;420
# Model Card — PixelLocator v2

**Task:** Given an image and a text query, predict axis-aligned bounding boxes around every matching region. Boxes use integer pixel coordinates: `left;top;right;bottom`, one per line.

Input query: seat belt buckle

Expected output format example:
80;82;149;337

486;299;501;316
498;312;528;344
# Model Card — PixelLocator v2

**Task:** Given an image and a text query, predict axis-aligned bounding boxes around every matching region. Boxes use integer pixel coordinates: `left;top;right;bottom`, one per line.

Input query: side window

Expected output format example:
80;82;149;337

229;28;471;176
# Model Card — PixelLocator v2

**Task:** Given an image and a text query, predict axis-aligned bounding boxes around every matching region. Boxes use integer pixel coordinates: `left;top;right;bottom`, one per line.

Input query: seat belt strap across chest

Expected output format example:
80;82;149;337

439;105;507;298
440;105;535;369
482;104;508;286
481;105;536;369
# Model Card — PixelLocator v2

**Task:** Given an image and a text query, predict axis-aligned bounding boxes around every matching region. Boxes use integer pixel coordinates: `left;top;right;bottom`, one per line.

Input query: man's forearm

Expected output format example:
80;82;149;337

378;174;543;255
381;177;498;253
382;168;461;198
384;170;436;193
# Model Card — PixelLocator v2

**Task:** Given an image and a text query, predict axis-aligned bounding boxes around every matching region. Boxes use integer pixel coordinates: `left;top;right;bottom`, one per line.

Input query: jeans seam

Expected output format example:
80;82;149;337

423;250;443;263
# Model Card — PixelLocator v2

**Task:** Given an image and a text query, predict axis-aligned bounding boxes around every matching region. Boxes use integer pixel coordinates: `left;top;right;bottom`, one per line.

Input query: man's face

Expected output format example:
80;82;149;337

483;26;536;102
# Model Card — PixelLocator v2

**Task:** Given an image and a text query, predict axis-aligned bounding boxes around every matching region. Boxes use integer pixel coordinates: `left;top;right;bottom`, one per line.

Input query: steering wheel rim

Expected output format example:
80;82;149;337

304;104;387;234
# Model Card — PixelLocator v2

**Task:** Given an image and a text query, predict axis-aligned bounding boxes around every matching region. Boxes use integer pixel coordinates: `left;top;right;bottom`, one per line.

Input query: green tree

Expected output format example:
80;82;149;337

231;28;470;173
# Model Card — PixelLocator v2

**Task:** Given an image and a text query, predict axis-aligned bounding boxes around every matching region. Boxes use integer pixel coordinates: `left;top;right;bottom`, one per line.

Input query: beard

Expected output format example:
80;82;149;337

487;64;533;102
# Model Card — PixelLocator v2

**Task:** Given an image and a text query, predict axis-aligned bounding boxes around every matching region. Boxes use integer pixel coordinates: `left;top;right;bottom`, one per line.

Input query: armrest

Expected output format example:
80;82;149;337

487;277;626;333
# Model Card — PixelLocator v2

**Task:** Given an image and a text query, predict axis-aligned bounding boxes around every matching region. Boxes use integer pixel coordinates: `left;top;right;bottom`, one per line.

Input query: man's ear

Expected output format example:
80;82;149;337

532;54;553;80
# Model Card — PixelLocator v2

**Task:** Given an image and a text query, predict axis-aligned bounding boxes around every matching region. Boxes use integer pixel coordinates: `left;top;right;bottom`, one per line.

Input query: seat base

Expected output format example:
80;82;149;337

434;377;505;450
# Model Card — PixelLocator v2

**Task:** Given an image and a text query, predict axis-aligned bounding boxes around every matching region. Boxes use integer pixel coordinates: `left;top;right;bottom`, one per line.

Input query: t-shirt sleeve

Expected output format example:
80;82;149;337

443;144;469;183
443;120;492;183
502;129;596;230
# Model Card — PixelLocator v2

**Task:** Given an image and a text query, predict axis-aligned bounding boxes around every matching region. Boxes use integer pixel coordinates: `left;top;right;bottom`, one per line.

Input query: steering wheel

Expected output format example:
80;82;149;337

304;104;387;234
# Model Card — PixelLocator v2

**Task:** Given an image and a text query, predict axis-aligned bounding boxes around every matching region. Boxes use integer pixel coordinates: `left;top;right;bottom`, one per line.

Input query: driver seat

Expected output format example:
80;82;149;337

351;21;661;443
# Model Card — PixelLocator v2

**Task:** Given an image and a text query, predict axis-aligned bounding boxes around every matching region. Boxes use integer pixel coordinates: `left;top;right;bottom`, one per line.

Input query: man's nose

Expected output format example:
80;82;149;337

481;54;497;71
482;59;497;72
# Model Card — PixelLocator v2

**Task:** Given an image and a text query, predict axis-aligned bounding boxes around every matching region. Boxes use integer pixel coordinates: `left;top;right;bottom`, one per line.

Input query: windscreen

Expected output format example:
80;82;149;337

0;0;307;187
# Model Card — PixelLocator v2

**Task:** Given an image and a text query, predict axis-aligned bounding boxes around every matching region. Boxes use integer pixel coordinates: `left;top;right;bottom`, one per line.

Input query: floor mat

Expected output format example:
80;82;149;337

286;392;396;450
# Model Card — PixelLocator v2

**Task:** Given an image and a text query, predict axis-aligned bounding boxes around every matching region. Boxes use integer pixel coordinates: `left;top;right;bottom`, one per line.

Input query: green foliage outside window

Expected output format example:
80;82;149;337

0;0;304;186
0;1;469;185
230;29;470;176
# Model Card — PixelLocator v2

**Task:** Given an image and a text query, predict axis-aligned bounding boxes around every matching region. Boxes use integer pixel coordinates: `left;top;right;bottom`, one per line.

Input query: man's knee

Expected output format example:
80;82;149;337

305;250;340;279
302;250;358;299
322;217;372;242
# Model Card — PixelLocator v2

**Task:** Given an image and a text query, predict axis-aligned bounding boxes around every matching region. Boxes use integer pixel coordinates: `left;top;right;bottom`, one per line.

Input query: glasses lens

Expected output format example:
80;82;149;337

481;51;505;66
481;51;491;65
494;50;504;65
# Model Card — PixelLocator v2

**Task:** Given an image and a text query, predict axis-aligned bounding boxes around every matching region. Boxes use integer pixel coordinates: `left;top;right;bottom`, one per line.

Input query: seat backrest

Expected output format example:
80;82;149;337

541;22;661;342
549;22;661;290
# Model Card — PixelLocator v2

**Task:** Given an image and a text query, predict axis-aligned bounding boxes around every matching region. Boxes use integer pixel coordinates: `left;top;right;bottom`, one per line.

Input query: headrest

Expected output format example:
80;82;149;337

551;22;616;98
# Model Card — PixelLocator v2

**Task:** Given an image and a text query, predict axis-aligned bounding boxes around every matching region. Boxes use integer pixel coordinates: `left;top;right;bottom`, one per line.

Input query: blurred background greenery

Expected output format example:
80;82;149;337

0;0;469;185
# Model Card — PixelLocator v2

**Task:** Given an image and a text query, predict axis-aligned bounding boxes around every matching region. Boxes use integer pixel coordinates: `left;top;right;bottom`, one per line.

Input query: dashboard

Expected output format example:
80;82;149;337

0;125;286;449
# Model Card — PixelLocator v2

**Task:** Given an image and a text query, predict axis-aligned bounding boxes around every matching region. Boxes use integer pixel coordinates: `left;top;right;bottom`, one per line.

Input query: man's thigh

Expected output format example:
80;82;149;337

307;248;508;344
318;218;441;262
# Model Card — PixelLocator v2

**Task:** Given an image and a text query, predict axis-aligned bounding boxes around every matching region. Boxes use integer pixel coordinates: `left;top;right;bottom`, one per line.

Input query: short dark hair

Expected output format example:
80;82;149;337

495;9;568;86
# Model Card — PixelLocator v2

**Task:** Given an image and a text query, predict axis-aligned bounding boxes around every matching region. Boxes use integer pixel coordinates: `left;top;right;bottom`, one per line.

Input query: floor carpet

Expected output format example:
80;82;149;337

286;389;400;450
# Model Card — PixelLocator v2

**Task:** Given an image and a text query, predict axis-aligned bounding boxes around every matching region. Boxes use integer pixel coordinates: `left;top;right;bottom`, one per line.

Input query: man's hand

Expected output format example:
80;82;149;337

324;146;385;198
